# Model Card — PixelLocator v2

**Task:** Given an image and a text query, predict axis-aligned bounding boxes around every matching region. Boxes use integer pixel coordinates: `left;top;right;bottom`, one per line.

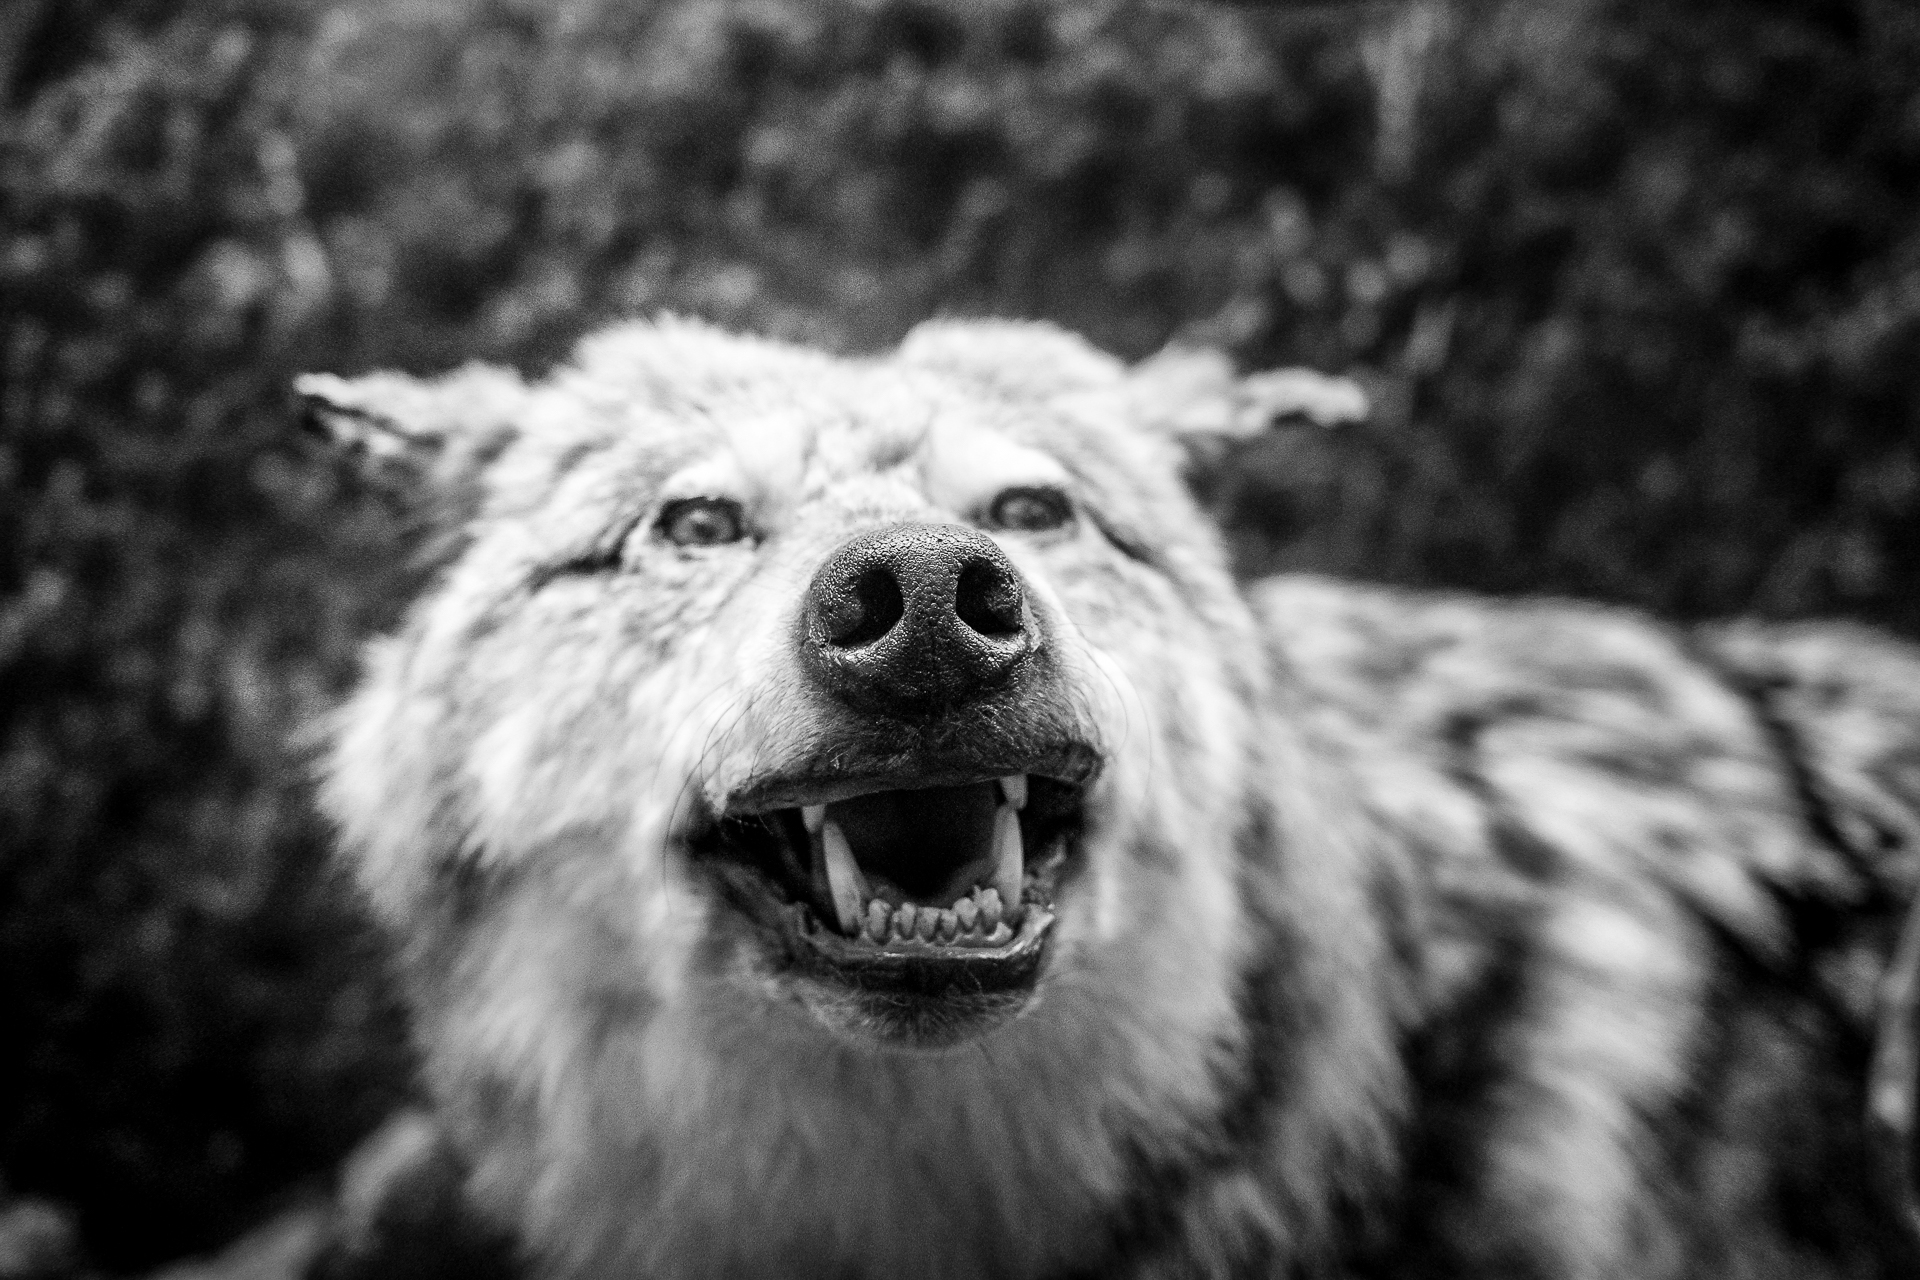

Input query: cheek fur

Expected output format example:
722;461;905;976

399;548;780;859
1025;543;1255;953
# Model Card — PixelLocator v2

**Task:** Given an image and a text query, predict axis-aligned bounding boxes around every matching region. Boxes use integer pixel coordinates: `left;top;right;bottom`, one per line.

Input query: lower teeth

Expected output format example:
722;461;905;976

848;883;1020;947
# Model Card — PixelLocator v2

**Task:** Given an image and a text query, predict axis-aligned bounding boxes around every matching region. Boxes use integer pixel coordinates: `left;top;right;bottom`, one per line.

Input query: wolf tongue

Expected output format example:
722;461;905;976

991;802;1023;912
821;821;867;936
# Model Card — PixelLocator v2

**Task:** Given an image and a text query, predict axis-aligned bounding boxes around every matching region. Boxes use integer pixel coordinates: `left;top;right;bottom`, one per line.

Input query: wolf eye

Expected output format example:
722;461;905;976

987;487;1074;533
659;497;748;547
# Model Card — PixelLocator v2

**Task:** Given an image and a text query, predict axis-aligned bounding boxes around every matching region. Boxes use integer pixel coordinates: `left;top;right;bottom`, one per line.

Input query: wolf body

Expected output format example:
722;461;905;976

300;320;1920;1280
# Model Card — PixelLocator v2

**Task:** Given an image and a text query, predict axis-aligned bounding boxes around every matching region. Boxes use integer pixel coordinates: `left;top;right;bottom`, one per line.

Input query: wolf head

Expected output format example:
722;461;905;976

303;320;1381;1277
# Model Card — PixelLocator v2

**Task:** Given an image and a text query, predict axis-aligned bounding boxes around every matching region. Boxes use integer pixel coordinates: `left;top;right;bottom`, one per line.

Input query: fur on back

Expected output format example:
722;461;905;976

310;319;1920;1280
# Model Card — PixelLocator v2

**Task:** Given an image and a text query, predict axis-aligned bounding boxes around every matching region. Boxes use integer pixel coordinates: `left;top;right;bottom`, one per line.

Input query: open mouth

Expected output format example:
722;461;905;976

693;762;1090;995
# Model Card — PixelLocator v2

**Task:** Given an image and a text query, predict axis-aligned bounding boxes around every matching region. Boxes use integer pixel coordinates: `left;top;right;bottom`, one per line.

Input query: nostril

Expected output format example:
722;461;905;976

820;565;904;647
955;557;1025;638
803;524;1039;716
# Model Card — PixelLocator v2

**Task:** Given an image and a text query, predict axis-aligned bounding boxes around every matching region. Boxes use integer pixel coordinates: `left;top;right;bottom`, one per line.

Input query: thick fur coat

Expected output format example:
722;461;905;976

299;320;1920;1280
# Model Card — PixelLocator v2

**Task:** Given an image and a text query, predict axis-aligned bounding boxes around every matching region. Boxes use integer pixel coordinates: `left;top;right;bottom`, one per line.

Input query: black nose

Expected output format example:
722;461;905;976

802;523;1036;716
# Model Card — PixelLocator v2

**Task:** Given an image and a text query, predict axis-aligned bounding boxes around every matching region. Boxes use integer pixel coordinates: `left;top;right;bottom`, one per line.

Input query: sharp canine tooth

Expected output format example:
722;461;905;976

991;802;1023;915
802;805;826;834
999;775;1027;810
821;821;866;936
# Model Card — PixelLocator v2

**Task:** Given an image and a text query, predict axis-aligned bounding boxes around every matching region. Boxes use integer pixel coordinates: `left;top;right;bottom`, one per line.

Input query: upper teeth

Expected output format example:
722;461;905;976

990;799;1023;910
820;820;868;935
999;775;1027;809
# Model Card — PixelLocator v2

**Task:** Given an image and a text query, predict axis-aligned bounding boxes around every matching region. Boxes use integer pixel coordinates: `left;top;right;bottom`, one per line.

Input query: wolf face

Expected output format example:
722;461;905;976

303;321;1389;1278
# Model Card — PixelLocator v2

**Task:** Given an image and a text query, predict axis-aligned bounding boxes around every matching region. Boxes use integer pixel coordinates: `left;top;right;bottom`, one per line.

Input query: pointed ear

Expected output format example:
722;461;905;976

1124;346;1369;446
294;362;528;496
296;371;442;462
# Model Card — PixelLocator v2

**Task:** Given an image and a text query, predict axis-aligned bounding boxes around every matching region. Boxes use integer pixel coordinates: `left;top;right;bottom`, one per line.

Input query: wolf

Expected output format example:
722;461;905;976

298;319;1920;1280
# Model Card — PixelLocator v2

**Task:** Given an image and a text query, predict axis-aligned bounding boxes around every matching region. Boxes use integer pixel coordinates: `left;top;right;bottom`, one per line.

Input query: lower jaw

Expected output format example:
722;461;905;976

784;968;1042;1049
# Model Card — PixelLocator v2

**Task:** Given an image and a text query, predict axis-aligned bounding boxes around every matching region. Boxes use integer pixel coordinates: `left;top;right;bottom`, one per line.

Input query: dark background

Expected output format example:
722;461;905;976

2;0;1917;1271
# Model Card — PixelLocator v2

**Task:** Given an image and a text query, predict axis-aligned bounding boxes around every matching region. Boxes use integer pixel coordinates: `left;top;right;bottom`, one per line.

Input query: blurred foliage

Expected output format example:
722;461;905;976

2;0;1918;1268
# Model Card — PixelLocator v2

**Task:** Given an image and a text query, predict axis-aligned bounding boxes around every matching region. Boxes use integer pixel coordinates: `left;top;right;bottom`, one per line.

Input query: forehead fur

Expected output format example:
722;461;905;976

567;316;1126;407
895;320;1128;397
505;318;1188;530
567;317;841;409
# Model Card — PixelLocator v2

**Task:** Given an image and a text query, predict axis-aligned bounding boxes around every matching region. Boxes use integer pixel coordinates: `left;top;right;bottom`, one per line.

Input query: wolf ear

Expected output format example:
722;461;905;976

294;363;528;498
298;371;433;461
1123;346;1368;447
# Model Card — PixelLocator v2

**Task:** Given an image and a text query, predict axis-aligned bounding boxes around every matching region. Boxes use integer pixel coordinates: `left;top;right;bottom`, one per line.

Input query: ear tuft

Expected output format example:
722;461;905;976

293;362;530;510
295;362;527;456
1239;367;1370;430
1127;346;1369;445
296;371;442;460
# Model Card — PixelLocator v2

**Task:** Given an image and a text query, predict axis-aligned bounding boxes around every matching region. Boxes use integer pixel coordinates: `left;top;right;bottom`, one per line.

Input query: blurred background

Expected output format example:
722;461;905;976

1;0;1917;1272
